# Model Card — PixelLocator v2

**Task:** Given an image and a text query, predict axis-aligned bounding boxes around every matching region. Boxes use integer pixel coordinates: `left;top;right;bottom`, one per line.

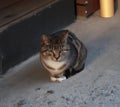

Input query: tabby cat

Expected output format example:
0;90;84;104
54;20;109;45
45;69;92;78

40;30;87;82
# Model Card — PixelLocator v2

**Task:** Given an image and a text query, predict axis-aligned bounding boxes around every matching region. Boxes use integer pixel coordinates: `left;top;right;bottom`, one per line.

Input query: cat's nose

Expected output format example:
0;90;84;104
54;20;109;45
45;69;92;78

53;54;60;60
53;51;60;60
54;55;59;60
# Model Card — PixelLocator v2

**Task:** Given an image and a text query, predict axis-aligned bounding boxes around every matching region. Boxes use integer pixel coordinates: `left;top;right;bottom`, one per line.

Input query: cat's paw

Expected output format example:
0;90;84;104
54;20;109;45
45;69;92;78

57;76;66;82
50;76;57;82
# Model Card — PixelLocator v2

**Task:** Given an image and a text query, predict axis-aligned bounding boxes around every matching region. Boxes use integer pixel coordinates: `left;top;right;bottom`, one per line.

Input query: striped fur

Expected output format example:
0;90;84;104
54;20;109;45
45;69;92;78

40;30;87;82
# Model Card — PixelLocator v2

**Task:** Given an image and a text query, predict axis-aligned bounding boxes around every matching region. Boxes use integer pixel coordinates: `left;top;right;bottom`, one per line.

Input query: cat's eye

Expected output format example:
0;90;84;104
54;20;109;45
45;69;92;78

45;44;50;48
45;51;52;56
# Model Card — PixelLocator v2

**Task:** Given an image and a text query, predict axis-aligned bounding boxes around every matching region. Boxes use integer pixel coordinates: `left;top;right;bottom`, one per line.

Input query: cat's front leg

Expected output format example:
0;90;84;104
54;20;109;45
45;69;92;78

50;76;57;82
57;76;66;82
50;76;66;82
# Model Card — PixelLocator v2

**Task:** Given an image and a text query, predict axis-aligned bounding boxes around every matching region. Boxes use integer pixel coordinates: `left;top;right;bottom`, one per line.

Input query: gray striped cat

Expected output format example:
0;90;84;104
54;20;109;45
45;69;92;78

40;30;87;82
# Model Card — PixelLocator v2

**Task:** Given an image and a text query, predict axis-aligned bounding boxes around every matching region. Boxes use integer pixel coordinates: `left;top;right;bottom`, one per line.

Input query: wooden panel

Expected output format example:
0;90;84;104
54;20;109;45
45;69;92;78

77;6;86;16
76;0;88;4
0;0;55;30
0;0;21;10
77;5;94;16
76;0;100;16
93;0;100;11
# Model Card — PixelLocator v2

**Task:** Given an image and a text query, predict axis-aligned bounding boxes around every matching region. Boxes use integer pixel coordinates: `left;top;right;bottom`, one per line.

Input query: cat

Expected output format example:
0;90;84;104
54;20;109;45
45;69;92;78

40;30;87;82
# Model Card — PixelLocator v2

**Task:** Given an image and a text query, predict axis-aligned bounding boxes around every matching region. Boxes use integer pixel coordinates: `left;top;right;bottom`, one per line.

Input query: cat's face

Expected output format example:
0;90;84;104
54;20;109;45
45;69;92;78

40;31;70;61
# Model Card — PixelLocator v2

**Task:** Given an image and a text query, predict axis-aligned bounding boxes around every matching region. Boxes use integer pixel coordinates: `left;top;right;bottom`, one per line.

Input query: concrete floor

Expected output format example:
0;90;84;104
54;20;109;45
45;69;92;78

0;2;120;107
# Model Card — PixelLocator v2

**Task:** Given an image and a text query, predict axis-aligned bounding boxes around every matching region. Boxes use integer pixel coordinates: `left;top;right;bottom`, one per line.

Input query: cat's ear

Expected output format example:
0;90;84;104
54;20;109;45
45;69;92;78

61;30;69;41
41;34;49;44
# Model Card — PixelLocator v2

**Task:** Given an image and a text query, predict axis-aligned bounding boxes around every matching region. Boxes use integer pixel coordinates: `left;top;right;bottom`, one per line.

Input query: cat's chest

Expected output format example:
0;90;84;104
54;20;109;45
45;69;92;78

43;59;67;70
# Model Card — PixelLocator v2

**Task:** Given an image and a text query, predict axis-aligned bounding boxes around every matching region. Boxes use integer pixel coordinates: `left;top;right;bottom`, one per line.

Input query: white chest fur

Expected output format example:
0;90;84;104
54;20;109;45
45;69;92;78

43;60;66;70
